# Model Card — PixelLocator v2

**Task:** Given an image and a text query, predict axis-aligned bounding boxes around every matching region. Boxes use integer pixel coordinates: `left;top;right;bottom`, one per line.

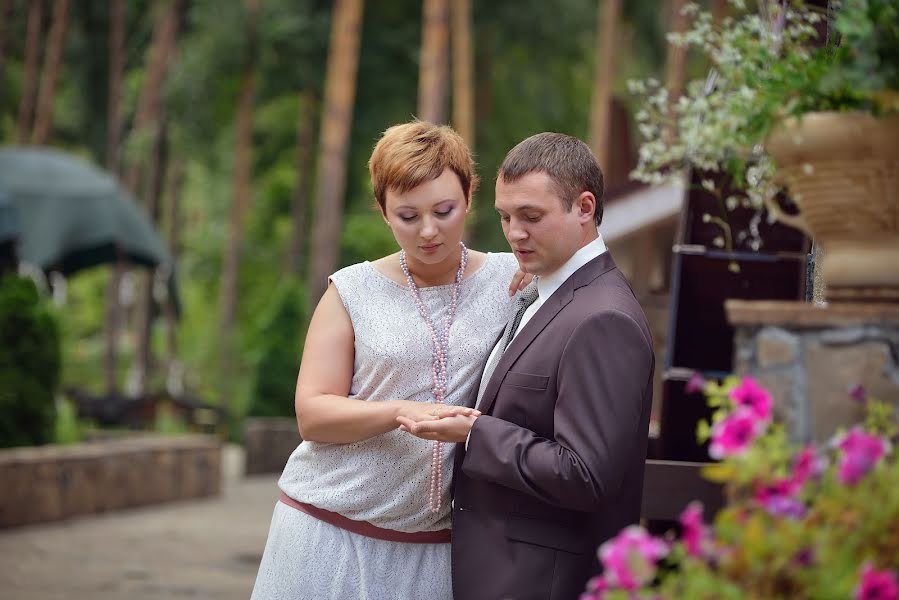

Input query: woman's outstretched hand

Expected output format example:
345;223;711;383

397;406;478;442
508;269;534;297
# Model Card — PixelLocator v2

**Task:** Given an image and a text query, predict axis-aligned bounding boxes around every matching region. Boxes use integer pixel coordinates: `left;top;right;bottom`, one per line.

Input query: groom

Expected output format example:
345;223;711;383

400;132;655;599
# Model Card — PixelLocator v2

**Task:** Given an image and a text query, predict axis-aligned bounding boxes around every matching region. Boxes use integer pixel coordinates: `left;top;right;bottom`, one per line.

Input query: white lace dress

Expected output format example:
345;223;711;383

251;252;520;600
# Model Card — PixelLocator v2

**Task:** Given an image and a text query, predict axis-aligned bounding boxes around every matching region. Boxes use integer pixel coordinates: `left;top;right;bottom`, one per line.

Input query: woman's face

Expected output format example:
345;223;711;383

383;167;469;267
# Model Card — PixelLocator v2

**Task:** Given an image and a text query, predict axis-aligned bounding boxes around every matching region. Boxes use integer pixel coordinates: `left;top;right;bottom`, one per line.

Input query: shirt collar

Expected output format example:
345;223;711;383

536;232;607;303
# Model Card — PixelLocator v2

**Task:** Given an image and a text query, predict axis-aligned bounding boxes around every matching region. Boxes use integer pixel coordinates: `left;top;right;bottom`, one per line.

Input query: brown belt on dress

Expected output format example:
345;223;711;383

278;492;451;544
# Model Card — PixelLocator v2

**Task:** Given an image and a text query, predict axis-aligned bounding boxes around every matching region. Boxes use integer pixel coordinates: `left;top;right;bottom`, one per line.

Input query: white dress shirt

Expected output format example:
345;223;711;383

475;233;608;409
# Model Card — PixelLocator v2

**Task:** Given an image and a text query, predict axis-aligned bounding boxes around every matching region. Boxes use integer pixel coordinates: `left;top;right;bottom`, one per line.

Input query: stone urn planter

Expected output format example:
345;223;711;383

766;111;899;302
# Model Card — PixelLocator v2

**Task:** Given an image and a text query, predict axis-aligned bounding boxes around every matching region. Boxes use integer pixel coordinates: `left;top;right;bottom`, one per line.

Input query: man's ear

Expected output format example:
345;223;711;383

575;192;596;224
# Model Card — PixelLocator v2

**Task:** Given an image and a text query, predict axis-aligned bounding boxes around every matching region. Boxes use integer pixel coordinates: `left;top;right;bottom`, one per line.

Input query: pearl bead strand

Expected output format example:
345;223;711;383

399;242;468;514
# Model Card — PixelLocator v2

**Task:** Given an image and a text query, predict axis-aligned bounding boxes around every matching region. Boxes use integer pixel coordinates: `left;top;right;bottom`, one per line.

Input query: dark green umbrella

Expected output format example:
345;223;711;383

0;147;173;275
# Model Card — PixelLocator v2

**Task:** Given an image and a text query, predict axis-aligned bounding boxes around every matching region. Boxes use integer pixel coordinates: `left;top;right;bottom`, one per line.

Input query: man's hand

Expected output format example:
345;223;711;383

393;401;479;426
397;412;477;442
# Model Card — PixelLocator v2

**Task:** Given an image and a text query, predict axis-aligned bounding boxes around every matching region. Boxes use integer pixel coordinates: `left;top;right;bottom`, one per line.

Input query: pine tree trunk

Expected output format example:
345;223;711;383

107;0;125;174
285;90;318;276
308;0;365;304
418;0;449;124
123;0;184;194
588;0;621;171
0;0;11;107
665;0;689;108
451;0;473;148
31;0;70;145
133;119;169;398
711;0;728;24
164;160;185;382
219;0;262;338
16;0;43;143
103;0;127;396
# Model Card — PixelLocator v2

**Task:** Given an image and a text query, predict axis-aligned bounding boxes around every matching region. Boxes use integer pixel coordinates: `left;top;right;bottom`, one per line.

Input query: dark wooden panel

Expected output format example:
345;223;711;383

641;459;725;522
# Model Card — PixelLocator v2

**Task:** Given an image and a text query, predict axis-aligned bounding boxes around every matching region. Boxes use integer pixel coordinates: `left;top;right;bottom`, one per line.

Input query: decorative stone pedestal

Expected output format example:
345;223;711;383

725;301;899;443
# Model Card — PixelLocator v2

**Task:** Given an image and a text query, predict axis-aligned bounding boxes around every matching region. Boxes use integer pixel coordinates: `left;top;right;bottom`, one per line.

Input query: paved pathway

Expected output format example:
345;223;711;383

0;447;279;600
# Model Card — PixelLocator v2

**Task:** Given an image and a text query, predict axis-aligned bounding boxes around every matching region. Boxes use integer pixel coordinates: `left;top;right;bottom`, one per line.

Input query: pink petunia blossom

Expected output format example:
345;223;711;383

762;495;807;520
709;408;766;459
792;445;827;487
848;383;868;403
834;428;891;486
679;501;714;559
729;377;773;422
753;478;806;519
580;575;609;600
856;563;899;600
685;372;707;394
598;526;669;591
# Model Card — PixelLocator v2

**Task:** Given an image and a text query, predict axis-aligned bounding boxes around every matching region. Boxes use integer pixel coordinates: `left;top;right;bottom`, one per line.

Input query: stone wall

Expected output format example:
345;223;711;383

243;417;301;475
0;435;222;528
726;301;899;443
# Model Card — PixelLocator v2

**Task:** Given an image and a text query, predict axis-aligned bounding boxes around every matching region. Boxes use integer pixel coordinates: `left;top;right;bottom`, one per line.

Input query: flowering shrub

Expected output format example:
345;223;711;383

582;376;899;600
628;0;899;252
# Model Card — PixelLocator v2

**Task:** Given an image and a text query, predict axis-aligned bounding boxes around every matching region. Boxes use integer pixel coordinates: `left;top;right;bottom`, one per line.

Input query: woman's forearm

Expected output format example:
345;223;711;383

296;394;402;444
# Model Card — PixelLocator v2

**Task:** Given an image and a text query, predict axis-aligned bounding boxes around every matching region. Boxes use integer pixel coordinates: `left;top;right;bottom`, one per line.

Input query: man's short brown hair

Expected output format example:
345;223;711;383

497;132;604;225
368;121;478;213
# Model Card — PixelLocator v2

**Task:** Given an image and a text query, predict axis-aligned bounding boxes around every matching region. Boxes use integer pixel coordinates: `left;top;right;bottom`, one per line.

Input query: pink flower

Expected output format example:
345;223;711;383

685;372;707;394
709;408;766;459
729;377;773;422
834;428;891;486
753;478;806;519
856;563;899;600
598;526;669;591
792;445;827;486
762;495;807;520
753;478;800;504
679;501;713;559
580;576;609;600
848;383;868;403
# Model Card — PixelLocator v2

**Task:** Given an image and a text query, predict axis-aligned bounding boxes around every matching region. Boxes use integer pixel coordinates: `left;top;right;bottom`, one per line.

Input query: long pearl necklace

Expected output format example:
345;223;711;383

399;241;468;514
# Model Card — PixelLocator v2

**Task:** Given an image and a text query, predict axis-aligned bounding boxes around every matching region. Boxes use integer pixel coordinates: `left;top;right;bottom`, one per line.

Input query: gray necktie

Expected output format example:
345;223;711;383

475;280;540;406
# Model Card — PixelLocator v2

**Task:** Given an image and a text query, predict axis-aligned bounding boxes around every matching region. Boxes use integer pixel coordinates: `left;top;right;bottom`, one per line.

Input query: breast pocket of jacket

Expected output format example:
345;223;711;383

496;371;552;432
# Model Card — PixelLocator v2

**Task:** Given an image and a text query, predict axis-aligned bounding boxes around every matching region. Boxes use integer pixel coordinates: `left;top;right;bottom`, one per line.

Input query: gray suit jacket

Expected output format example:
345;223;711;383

452;252;654;600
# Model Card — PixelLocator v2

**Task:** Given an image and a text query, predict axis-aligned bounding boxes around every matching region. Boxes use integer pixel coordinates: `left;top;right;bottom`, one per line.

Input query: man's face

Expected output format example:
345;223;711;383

495;171;588;276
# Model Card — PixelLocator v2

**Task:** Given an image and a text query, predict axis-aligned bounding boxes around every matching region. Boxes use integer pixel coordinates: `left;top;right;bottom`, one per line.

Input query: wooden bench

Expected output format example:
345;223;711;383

641;459;725;522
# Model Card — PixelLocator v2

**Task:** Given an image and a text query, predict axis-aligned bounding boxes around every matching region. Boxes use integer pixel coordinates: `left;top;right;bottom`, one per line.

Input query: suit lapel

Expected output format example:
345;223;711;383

476;252;618;417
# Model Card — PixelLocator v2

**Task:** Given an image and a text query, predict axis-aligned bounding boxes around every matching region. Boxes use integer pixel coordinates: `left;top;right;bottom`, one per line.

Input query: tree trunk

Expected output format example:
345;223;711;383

450;0;473;148
103;0;127;397
132;119;169;398
31;0;70;145
16;0;43;143
588;0;621;171
285;90;318;276
123;0;184;194
0;0;11;107
164;160;185;384
219;0;262;338
308;0;365;304
418;0;449;124
665;0;689;108
711;0;729;24
107;0;125;174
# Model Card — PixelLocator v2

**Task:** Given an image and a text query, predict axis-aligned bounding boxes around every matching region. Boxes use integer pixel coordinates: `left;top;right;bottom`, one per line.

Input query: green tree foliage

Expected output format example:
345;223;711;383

0;274;61;447
248;277;306;418
0;0;668;429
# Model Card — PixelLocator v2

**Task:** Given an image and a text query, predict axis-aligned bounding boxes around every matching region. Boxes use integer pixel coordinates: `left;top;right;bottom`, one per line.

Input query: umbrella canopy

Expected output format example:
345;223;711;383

0;147;172;275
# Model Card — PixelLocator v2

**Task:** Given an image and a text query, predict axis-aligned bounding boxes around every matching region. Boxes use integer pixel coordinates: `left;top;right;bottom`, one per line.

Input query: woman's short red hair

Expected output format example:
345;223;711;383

368;120;478;213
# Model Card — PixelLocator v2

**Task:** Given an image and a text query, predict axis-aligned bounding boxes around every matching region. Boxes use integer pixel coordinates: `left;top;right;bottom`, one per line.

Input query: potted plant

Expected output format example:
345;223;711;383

581;377;899;599
629;0;899;301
